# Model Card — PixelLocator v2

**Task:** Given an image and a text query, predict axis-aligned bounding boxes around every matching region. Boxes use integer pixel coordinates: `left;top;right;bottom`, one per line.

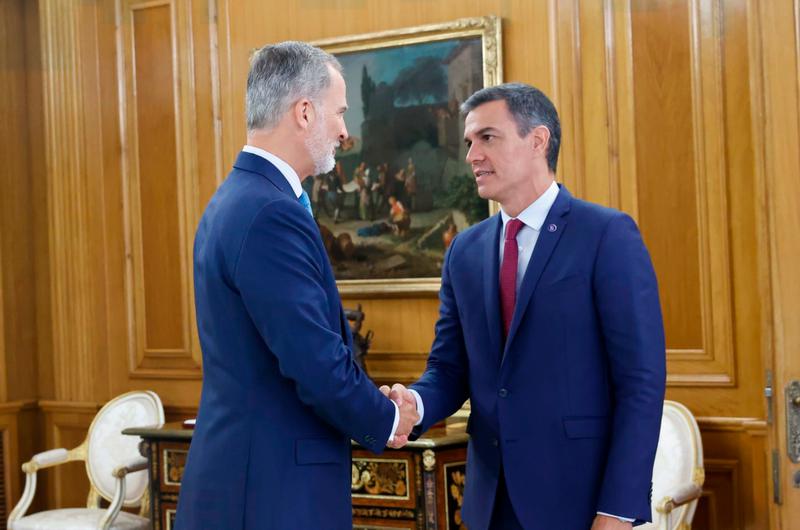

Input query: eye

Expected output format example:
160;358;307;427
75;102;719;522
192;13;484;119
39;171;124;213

482;134;494;142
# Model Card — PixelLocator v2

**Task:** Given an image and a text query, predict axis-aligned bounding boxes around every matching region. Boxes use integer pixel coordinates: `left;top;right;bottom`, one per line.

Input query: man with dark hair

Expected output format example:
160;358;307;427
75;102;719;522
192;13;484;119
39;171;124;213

385;83;666;529
175;41;418;530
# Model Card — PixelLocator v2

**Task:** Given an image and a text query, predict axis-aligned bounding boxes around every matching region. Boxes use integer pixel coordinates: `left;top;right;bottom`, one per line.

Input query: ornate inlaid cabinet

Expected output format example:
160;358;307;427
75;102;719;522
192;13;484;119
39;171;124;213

123;422;468;530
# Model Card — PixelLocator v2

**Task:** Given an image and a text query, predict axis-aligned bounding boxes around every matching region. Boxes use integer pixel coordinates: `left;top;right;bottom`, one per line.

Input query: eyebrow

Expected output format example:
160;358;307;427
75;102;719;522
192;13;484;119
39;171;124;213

464;126;500;142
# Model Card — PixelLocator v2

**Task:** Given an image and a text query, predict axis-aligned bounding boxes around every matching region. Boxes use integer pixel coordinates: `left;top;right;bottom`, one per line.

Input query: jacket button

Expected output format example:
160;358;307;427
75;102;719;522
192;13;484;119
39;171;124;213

498;388;508;398
492;438;499;447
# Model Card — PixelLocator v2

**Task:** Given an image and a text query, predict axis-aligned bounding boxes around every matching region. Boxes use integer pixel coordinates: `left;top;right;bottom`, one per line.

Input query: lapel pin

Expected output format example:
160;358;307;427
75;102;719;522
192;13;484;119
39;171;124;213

548;224;558;232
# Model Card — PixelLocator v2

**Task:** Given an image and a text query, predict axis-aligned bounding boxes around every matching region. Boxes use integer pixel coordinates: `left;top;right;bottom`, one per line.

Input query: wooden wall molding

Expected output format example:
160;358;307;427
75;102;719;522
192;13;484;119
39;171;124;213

0;0;38;405
0;242;6;403
38;401;101;414
536;0;740;387
40;403;97;508
117;0;202;379
365;352;428;385
603;0;638;216
0;401;39;415
673;0;735;384
626;0;737;387
696;419;770;529
697;416;767;433
39;0;111;402
697;458;741;530
0;401;40;518
163;404;197;423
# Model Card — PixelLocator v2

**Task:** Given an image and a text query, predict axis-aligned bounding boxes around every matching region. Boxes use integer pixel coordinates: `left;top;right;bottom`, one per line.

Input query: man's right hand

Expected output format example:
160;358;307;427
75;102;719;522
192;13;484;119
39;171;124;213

380;384;418;448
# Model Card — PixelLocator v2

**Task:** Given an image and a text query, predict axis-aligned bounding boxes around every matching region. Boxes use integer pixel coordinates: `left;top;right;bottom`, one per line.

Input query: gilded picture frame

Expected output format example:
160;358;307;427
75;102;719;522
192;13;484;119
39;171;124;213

311;16;503;297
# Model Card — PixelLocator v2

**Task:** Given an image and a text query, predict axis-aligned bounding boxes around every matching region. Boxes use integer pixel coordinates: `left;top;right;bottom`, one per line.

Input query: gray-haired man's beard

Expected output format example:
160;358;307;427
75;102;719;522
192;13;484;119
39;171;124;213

306;119;337;176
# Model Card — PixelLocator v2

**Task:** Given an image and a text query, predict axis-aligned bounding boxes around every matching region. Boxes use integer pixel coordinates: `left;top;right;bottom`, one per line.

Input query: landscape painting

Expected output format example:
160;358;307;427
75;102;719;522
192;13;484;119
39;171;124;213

310;17;502;293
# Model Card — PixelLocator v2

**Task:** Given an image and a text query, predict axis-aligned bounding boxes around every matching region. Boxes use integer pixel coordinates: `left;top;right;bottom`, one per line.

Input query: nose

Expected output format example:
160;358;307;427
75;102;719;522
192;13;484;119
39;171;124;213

339;122;349;143
466;142;483;164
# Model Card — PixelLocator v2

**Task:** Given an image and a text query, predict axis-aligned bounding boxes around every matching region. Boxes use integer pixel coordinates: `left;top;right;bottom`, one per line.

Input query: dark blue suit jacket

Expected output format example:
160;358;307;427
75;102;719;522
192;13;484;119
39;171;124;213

411;186;666;529
175;152;395;529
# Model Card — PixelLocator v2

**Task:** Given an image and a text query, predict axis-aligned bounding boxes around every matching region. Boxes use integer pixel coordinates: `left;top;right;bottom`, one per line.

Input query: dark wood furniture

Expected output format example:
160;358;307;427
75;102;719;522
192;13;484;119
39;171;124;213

123;421;468;530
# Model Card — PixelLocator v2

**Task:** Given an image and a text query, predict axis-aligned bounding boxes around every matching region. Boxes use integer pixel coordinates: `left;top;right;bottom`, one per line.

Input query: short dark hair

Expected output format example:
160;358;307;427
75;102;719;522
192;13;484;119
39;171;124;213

461;83;561;173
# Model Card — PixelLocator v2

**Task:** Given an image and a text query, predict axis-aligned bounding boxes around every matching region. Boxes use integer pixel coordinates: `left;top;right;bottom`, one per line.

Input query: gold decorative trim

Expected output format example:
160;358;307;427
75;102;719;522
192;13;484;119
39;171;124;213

165;508;176;530
86;486;101;508
352;506;416;520
140;487;151;518
422;449;436;472
693;466;705;486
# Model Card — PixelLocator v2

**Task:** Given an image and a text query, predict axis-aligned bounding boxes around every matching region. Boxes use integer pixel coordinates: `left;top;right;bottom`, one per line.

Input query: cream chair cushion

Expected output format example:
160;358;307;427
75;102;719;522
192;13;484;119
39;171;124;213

10;508;149;530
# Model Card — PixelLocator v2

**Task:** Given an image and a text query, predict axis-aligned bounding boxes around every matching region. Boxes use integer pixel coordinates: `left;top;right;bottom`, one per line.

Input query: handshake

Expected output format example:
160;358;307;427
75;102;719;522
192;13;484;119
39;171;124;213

380;383;418;449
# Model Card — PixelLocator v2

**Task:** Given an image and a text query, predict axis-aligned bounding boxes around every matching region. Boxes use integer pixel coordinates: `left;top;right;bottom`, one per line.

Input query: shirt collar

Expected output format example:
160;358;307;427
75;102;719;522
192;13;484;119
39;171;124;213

500;180;560;231
242;145;303;198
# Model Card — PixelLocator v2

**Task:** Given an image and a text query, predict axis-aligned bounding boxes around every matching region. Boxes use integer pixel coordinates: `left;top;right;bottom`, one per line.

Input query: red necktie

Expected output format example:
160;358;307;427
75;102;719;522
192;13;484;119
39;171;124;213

500;219;524;339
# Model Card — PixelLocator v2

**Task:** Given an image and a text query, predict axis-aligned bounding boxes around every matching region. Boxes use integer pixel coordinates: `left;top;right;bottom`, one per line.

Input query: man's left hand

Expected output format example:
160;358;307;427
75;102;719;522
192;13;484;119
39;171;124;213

591;515;633;530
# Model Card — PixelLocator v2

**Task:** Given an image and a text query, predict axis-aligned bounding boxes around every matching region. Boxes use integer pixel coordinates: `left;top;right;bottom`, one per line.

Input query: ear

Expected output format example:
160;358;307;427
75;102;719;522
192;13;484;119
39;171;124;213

530;125;551;158
293;98;315;130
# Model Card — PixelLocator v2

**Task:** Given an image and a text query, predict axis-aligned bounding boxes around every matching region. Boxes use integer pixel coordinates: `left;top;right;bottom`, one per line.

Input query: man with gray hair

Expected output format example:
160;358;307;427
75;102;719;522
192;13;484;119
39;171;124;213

175;41;418;529
385;83;666;529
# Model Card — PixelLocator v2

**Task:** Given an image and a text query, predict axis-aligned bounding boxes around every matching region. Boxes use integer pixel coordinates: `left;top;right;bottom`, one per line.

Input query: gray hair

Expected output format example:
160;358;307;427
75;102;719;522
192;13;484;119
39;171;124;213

246;41;342;132
461;83;561;173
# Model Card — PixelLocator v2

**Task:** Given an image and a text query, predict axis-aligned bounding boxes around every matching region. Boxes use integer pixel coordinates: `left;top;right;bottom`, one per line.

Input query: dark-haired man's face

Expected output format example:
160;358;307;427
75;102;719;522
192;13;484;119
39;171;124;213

463;100;539;207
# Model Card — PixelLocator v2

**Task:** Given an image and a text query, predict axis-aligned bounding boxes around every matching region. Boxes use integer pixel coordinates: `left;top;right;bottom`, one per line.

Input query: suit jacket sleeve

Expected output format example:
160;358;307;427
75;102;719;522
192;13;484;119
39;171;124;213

593;212;667;521
234;199;395;454
409;236;470;438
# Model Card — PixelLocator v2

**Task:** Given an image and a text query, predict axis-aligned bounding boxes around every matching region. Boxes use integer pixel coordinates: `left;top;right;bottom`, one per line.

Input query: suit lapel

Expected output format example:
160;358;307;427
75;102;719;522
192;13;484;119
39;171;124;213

482;215;503;362
503;186;572;359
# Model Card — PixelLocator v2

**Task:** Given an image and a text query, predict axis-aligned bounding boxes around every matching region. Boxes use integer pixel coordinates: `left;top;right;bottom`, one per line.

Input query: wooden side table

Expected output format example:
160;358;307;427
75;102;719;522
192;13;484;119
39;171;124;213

123;422;468;530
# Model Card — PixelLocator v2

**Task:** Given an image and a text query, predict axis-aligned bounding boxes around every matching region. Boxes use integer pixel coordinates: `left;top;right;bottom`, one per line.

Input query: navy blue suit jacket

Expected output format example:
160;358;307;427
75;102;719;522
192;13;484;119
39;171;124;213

411;186;666;529
175;152;395;529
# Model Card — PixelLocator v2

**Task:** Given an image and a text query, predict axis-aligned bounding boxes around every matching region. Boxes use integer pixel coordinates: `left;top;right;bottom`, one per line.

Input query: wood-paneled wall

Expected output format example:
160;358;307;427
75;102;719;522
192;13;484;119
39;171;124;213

2;0;798;527
0;0;43;519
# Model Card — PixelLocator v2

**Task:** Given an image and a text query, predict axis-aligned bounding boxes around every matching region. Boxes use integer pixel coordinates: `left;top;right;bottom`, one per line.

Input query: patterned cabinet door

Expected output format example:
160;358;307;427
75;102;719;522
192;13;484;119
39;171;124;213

352;449;420;529
436;449;467;530
352;443;468;530
151;440;189;530
160;441;189;492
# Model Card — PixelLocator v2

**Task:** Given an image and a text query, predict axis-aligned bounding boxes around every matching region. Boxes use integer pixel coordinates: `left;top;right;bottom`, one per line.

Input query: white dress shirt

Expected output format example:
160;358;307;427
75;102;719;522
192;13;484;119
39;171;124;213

498;180;560;294
242;145;304;198
242;146;402;443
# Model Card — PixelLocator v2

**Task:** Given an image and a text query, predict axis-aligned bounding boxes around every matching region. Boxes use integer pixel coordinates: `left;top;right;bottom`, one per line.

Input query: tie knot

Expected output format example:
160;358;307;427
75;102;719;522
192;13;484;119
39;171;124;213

505;218;524;241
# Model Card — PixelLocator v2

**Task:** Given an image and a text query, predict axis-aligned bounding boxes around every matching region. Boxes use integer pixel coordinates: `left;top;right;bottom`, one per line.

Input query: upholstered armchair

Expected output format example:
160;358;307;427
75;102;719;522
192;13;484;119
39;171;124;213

8;391;164;530
641;400;705;530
